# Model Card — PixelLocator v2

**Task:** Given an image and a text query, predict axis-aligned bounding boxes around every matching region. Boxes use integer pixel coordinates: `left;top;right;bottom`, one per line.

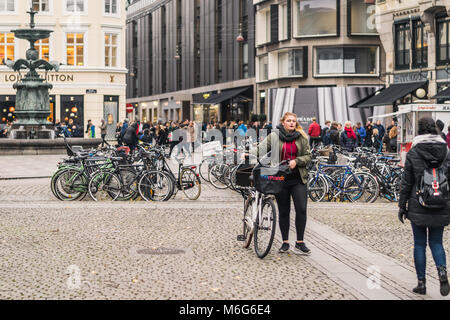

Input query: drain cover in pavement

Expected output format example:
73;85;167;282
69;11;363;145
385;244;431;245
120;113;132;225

136;248;186;255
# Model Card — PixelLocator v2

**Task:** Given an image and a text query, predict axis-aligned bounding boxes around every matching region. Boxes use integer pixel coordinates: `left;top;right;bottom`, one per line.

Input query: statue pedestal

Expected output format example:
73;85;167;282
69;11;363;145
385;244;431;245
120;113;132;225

12;124;54;140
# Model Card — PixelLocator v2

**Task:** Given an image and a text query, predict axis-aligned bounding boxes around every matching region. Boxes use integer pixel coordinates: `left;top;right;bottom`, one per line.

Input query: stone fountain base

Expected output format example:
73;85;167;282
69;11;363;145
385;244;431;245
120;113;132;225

12;124;54;140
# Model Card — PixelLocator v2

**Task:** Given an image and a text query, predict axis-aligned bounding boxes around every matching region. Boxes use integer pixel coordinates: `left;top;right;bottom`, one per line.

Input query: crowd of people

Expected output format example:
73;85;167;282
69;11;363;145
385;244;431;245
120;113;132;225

307;118;403;153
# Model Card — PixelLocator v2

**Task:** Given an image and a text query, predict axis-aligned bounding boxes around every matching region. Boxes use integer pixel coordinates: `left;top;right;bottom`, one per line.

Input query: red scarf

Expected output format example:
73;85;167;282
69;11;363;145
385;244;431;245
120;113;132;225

345;127;357;140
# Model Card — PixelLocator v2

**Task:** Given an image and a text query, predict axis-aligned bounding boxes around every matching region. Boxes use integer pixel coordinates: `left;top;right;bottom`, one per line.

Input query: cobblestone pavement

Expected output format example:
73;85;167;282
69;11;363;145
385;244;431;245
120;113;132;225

0;178;355;300
309;204;450;283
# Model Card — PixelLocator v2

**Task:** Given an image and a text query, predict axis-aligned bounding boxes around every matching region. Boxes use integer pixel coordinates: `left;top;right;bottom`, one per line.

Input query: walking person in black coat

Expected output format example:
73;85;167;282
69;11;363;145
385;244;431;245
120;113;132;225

399;117;450;296
122;122;140;153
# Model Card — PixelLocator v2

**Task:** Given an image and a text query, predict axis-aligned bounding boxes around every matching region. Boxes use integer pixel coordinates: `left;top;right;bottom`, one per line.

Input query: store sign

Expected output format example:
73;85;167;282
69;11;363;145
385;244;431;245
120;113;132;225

394;72;428;84
2;73;75;82
86;89;97;94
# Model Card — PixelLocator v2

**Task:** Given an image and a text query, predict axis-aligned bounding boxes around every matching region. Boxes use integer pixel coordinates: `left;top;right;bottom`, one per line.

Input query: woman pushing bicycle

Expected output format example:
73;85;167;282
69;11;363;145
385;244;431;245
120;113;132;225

247;112;312;255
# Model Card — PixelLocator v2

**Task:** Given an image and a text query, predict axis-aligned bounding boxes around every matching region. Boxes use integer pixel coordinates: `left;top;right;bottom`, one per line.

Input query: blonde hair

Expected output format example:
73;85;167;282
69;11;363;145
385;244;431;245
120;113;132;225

280;112;307;139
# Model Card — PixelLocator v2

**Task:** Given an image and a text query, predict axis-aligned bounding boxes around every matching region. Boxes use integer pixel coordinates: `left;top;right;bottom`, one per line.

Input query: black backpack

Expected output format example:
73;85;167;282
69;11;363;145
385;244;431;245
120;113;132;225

417;163;449;209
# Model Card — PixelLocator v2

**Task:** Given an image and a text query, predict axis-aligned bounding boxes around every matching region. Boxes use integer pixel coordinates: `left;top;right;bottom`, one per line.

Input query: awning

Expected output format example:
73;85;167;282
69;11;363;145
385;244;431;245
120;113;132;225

432;86;450;99
351;81;427;108
193;87;251;105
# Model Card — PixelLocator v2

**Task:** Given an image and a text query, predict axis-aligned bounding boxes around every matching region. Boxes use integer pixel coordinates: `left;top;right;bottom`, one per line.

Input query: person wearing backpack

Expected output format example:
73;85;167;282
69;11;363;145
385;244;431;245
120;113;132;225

322;120;332;146
399;117;450;297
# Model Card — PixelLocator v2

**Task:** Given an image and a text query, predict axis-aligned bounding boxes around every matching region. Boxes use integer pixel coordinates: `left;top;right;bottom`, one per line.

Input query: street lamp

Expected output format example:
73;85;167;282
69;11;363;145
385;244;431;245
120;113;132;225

236;23;244;42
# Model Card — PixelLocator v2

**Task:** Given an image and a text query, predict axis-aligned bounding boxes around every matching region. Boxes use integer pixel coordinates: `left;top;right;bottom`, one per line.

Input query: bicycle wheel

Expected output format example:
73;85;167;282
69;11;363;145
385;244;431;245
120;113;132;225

208;163;228;189
241;195;254;249
199;159;212;182
253;198;277;259
307;174;328;202
344;172;379;203
116;168;139;201
180;168;201;200
138;171;173;202
88;171;122;201
54;169;88;201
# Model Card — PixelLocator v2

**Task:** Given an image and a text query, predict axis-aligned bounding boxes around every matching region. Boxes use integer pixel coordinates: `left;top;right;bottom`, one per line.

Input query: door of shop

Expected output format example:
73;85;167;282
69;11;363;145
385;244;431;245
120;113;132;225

61;95;84;137
104;96;119;140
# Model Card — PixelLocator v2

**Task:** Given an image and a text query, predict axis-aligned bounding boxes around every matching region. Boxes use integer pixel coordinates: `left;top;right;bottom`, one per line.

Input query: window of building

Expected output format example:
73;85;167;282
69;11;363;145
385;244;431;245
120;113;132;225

35;38;49;61
66;0;84;13
395;22;410;70
412;20;427;69
256;8;271;45
316;46;378;75
104;0;117;15
348;0;377;35
66;33;84;66
0;0;14;12
31;0;49;12
104;33;117;67
242;43;249;78
437;17;450;66
259;55;269;81
278;49;304;77
0;33;14;64
294;0;338;37
279;3;288;41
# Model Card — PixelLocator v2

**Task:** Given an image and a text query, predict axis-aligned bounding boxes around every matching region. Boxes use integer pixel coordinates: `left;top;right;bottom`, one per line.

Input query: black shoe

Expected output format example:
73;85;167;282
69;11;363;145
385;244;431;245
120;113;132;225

437;266;450;297
413;280;426;295
293;242;311;255
279;243;289;253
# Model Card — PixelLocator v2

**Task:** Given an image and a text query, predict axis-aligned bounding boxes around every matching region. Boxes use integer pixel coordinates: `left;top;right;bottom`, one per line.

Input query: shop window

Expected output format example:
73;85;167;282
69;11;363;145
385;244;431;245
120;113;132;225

35;38;50;61
104;0;117;14
61;95;84;138
0;33;14;64
316;46;378;75
105;33;118;67
66;33;84;66
294;0;338;37
0;0;14;12
31;0;49;12
348;0;377;35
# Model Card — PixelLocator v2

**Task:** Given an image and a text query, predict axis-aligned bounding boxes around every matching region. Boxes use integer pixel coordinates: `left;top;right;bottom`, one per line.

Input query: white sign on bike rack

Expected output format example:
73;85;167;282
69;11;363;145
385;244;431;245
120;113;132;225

202;141;222;157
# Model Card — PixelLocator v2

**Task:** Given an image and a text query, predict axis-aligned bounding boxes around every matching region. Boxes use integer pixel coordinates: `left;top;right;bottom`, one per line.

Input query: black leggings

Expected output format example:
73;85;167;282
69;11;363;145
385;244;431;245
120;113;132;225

275;182;308;242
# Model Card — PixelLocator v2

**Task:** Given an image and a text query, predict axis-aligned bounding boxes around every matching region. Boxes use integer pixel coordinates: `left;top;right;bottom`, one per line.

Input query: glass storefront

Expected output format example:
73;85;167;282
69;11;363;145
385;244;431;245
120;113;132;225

61;95;84;137
0;95;15;124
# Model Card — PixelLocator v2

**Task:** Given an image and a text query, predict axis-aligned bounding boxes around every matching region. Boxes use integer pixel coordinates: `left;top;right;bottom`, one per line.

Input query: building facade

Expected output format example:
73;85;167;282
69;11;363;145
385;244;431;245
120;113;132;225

0;0;127;138
255;0;386;125
372;0;450;107
126;0;256;123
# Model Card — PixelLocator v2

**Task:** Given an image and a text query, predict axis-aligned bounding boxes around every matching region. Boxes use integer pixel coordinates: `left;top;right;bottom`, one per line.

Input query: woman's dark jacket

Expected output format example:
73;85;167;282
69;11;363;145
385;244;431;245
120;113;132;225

330;127;340;146
123;123;139;146
399;134;450;227
340;130;357;151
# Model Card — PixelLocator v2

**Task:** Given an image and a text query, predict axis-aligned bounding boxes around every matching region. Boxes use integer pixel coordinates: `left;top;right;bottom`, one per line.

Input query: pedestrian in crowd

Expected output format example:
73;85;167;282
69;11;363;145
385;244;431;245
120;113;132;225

116;122;122;145
168;122;181;158
375;120;386;142
249;112;312;255
364;121;373;148
372;128;382;153
140;129;152;144
389;121;398;153
188;121;196;153
120;119;129;145
321;120;332;146
447;125;450;149
384;120;395;152
436;120;447;142
263;121;273;137
177;124;192;158
86;120;95;138
356;122;366;146
330;121;340;146
100;119;107;147
399;117;450;297
237;121;247;137
122;122;139;153
340;121;358;152
308;117;322;148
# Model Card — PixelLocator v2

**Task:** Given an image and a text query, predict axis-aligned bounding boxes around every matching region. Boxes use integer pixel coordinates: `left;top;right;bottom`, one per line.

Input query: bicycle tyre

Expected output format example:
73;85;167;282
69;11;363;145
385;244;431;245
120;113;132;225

307;174;328;202
344;172;379;203
138;170;174;202
88;171;122;201
241;196;254;249
180;168;201;200
54;168;88;201
208;163;228;189
253;198;277;259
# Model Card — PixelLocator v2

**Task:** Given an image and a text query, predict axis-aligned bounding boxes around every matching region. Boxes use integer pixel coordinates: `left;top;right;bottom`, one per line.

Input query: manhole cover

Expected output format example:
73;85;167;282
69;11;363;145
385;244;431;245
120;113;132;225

136;248;186;255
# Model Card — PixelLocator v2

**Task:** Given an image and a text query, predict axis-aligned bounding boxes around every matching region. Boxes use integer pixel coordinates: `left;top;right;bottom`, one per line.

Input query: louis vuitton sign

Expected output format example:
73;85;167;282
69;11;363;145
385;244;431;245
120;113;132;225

2;73;74;82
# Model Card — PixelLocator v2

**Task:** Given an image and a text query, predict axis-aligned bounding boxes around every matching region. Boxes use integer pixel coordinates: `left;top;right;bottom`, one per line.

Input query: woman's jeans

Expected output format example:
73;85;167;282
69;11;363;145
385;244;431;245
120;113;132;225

275;182;308;242
411;222;446;280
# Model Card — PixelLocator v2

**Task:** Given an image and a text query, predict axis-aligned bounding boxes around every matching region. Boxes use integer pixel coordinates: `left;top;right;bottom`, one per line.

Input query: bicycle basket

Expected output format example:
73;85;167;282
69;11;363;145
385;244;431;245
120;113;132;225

235;164;254;188
252;163;291;195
